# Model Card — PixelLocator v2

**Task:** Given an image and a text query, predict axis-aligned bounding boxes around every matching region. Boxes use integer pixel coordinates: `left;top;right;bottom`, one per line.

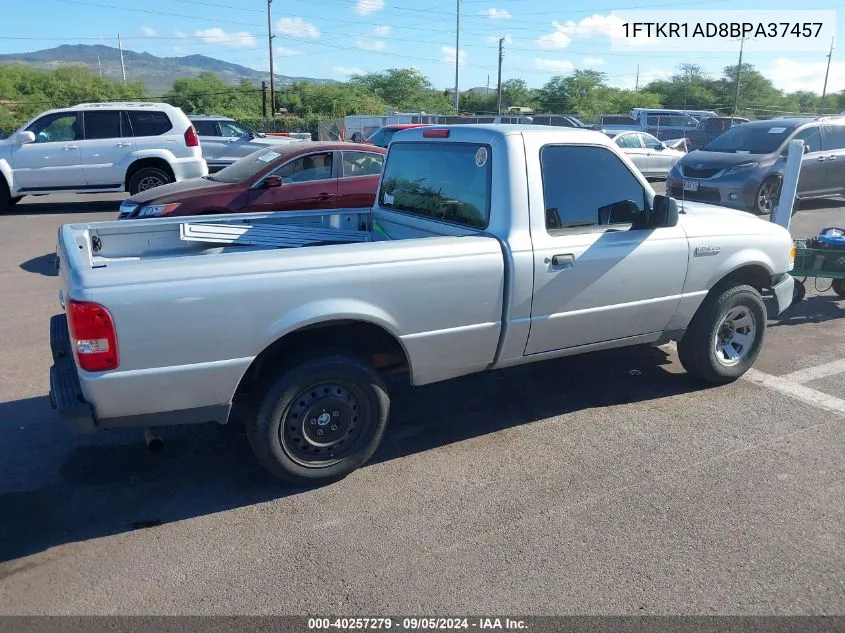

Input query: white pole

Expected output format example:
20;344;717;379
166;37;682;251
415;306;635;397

453;0;460;112
118;34;126;83
771;139;804;229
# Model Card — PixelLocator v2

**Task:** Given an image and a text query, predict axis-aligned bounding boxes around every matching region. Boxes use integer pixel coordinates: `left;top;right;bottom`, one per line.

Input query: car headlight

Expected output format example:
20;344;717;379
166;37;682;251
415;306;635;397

725;161;759;176
119;200;139;215
137;203;180;217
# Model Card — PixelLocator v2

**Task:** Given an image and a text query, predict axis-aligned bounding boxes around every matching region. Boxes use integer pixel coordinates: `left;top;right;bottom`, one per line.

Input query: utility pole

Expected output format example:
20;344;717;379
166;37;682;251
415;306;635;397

496;37;504;115
732;36;746;119
683;67;689;109
635;64;639;92
97;56;102;79
261;80;268;117
453;0;460;112
268;0;276;118
486;75;489;98
117;34;126;83
820;37;835;113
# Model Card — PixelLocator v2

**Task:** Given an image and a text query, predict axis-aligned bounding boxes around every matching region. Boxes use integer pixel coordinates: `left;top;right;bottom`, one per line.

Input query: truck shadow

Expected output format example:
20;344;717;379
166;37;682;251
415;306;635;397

7;197;121;217
20;253;58;277
0;345;711;565
770;294;845;327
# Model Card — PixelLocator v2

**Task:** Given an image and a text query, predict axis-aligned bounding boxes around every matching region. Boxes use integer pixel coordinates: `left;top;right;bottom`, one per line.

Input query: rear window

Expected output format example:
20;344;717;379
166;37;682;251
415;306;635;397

128;111;173;137
192;120;217;136
378;142;491;229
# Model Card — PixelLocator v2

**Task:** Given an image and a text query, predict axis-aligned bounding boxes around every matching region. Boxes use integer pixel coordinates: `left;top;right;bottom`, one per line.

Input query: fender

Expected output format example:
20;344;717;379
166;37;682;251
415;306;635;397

705;247;778;291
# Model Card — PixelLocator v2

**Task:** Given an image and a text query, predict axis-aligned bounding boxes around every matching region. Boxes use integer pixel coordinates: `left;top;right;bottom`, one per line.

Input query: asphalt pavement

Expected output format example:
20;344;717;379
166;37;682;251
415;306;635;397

0;189;843;615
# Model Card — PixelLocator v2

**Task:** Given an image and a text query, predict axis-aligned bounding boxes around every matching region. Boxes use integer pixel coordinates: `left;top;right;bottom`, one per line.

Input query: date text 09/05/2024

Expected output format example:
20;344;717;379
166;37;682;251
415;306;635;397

622;22;824;38
307;618;528;630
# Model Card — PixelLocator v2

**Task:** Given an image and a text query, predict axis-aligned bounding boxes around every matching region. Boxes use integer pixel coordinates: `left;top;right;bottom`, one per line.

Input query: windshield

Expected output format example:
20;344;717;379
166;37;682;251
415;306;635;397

367;127;395;147
213;147;291;182
701;123;797;154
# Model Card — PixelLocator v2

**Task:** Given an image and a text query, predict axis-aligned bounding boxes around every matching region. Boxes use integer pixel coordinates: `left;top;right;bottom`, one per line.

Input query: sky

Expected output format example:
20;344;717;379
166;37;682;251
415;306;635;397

1;0;844;96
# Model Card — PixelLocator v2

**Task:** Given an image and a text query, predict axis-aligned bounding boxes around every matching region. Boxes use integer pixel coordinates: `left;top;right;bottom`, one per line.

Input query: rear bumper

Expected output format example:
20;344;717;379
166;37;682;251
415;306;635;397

171;157;209;182
49;314;98;434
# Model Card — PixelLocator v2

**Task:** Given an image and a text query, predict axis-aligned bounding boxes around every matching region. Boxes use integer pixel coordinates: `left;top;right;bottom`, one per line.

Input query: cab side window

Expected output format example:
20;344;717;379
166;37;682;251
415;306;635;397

793;126;822;153
276;152;334;183
822;124;845;150
541;145;649;231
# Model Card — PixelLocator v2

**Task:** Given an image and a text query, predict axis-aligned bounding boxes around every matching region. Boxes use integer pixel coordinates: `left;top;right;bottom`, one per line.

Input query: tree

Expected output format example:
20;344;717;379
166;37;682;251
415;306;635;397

348;68;451;112
500;79;531;110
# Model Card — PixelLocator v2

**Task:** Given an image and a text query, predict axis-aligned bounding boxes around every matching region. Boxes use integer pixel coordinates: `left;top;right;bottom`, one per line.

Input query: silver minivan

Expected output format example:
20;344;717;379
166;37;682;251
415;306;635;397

666;116;845;214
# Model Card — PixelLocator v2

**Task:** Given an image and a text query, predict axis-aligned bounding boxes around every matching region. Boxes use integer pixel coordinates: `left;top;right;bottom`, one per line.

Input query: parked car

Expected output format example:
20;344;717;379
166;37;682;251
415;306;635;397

666;116;845;214
595;110;702;140
685;116;750;151
604;130;686;179
51;124;795;485
365;124;432;148
189;115;308;172
0;101;207;210
531;114;587;128
117;141;386;219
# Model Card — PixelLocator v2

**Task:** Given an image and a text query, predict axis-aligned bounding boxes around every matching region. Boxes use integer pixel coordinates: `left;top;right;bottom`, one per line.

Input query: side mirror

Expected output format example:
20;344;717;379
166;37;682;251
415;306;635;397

652;194;679;228
804;144;810;154
263;175;282;189
15;131;35;145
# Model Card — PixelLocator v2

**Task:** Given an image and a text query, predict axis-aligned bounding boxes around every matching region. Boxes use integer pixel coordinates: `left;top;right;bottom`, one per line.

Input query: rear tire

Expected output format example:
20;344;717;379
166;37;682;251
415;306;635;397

128;167;172;195
792;279;806;303
832;279;845;298
678;282;767;384
247;353;390;485
0;179;11;212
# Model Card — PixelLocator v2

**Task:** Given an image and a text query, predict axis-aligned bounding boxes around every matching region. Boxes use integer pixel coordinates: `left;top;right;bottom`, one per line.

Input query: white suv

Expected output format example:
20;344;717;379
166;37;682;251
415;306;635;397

0;101;208;211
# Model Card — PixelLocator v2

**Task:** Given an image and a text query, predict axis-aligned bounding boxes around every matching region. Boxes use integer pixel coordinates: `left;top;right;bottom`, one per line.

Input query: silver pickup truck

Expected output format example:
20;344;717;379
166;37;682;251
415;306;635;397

49;124;796;484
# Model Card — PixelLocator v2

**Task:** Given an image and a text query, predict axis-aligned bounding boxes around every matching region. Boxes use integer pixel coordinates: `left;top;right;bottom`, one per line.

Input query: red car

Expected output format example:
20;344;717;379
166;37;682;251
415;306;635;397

118;141;386;219
365;124;432;148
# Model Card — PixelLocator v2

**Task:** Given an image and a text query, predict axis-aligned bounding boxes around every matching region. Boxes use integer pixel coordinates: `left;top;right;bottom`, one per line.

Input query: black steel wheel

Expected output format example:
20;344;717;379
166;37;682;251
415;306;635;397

832;278;845;298
247;353;389;485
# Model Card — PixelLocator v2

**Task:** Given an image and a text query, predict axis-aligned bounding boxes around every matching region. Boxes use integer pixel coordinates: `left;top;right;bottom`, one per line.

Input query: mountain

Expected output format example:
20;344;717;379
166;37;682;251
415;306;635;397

0;44;336;94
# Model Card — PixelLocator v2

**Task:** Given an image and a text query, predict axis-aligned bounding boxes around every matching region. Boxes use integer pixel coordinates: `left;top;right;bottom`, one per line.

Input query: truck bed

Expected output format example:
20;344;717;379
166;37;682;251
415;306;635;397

61;208;375;269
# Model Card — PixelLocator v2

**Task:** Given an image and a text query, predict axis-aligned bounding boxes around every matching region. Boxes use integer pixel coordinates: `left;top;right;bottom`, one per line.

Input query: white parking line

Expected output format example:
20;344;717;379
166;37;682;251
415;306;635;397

780;359;845;384
742;369;845;417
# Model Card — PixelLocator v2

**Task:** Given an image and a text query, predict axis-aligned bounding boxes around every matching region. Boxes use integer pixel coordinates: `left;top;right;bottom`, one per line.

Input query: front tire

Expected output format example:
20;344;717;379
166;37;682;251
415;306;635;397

832;279;845;298
247;353;390;485
678;282;767;384
753;177;780;215
128;167;172;195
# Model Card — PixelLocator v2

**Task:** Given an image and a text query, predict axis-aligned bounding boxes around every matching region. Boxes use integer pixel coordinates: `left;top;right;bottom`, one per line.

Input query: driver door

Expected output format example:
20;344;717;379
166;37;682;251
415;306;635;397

11;111;85;189
525;144;689;355
246;151;338;212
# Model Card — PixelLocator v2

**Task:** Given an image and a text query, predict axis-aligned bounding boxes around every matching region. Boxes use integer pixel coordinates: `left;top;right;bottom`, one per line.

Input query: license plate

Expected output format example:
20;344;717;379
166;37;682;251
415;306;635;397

683;180;699;192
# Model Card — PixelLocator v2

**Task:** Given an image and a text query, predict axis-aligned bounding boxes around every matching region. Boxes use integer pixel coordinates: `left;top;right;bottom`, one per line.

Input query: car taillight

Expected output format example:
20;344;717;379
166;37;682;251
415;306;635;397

67;300;119;372
184;125;199;147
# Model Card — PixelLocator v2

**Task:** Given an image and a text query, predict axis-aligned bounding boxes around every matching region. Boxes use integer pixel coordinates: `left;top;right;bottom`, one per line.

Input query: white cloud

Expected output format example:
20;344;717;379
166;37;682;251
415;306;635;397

441;45;467;66
534;58;575;72
334;66;365;76
373;25;390;36
194;28;257;48
173;29;187;38
486;33;512;45
537;29;571;50
276;17;320;39
537;14;624;49
354;0;385;16
275;47;302;57
582;56;605;67
483;8;511;19
356;38;387;52
618;67;672;90
141;26;157;37
769;57;845;94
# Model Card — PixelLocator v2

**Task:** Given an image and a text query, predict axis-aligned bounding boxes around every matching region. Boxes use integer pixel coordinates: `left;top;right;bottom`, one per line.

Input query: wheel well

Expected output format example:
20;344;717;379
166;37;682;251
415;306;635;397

125;158;175;190
232;320;410;403
715;264;772;293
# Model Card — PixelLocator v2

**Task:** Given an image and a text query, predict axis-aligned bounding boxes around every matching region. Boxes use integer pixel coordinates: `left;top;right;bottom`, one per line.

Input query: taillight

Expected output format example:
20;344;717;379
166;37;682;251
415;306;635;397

184;125;199;147
67;300;119;372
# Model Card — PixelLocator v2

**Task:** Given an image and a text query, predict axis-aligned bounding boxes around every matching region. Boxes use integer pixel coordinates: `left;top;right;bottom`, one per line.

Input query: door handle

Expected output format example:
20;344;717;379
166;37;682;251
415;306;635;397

827;156;837;160
317;193;334;200
549;253;575;267
816;156;826;162
63;145;78;150
116;142;132;147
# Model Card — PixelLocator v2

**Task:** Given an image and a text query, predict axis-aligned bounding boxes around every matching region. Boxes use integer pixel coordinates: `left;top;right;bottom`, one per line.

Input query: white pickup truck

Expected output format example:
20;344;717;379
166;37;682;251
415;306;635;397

49;124;796;484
